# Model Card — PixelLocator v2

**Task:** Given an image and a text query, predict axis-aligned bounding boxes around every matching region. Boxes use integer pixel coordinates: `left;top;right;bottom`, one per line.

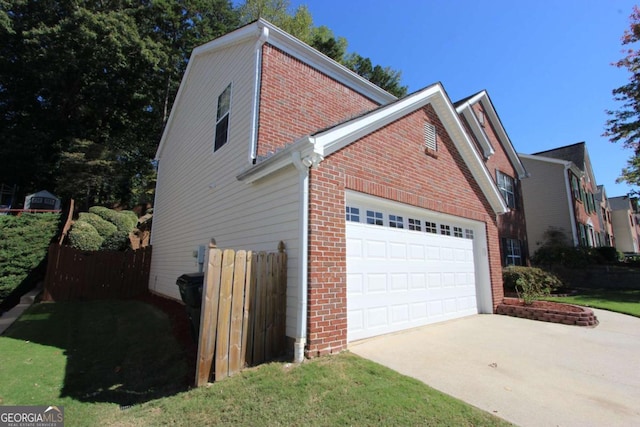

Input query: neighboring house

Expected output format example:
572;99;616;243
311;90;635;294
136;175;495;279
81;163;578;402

520;142;602;256
455;91;529;266
608;196;639;253
150;20;509;360
595;185;615;247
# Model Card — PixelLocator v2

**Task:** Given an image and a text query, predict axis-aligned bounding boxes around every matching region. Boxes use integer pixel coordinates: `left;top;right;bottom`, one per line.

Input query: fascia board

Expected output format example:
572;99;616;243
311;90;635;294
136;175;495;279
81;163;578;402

313;85;442;157
519;153;571;166
236;137;315;183
469;91;528;179
458;106;495;158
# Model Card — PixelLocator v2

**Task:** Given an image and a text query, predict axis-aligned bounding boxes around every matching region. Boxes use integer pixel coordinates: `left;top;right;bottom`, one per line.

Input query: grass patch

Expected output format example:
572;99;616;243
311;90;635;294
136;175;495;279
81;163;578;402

547;289;640;318
0;300;188;424
0;300;512;426
106;353;512;426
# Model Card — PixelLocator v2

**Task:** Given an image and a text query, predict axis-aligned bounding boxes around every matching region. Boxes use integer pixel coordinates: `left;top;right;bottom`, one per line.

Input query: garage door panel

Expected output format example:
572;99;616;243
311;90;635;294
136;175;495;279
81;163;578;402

347;221;478;341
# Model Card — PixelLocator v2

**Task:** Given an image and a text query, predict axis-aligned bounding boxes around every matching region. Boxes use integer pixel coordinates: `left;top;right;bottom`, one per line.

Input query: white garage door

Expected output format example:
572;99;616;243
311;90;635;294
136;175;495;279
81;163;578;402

347;202;479;342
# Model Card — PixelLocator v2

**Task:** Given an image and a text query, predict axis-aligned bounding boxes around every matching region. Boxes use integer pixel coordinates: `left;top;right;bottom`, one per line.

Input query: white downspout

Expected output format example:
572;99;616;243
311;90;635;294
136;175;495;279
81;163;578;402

249;26;269;162
291;150;323;363
292;151;310;363
563;163;579;246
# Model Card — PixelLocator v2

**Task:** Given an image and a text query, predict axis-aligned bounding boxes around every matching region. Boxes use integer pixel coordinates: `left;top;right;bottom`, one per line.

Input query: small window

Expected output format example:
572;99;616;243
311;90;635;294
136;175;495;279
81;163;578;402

408;218;422;231
465;229;474;239
440;224;451;236
389;214;404;228
496;170;516;209
366;210;383;226
214;83;232;151
504;238;522;266
425;221;437;234
453;226;463;238
346;206;360;222
423;122;437;151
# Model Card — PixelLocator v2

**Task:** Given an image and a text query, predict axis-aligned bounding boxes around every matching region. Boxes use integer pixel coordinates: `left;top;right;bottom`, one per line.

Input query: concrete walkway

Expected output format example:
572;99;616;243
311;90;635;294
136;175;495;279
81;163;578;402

349;309;640;427
0;288;40;335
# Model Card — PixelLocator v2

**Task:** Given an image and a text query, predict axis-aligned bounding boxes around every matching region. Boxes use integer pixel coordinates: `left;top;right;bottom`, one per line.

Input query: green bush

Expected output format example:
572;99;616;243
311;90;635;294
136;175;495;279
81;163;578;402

68;220;104;251
78;212;117;239
101;230;131;251
503;266;562;305
595;246;623;263
120;210;139;229
88;206;135;233
0;213;59;304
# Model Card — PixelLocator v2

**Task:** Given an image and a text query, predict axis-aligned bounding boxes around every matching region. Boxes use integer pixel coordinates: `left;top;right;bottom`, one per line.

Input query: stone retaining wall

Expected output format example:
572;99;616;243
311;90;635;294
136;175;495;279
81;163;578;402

497;298;598;327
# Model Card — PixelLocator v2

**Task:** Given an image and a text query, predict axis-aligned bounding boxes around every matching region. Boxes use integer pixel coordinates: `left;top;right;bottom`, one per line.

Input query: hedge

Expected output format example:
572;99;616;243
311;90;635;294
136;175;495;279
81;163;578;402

68;220;104;251
0;213;59;305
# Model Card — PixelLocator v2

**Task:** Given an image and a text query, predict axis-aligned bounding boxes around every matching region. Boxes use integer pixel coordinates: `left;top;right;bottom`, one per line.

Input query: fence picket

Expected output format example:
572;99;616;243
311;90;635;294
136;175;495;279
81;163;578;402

196;247;222;386
229;250;247;376
215;249;235;380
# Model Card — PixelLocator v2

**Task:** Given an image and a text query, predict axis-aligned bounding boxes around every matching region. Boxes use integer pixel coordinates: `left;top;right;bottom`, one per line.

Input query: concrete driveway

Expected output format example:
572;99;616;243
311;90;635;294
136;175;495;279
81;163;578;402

349;309;640;427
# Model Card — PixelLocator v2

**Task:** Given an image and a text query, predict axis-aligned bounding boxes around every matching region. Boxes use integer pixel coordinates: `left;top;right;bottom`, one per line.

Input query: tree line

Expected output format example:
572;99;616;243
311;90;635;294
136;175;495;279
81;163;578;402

0;0;407;209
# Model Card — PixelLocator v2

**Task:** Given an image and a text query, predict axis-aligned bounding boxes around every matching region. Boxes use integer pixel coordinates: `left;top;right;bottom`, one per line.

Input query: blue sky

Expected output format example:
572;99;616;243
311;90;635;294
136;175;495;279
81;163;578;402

285;0;638;197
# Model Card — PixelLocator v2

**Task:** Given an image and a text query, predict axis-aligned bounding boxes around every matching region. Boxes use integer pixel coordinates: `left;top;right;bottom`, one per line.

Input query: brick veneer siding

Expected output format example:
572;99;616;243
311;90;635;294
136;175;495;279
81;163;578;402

472;102;529;263
257;45;380;159
306;105;504;357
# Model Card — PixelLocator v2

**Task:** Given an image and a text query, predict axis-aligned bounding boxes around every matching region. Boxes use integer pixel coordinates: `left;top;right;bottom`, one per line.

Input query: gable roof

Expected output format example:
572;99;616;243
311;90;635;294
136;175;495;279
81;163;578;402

533;142;586;169
155;19;396;160
455;90;527;179
238;82;509;215
608;195;634;211
532;142;597;185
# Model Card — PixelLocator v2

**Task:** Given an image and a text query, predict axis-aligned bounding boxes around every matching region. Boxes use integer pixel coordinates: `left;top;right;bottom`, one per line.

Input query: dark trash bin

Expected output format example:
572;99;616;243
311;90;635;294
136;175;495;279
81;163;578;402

176;272;205;341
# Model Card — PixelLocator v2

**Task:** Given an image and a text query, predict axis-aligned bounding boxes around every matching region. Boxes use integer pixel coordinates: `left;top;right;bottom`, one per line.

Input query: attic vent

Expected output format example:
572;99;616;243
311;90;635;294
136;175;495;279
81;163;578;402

423;122;437;152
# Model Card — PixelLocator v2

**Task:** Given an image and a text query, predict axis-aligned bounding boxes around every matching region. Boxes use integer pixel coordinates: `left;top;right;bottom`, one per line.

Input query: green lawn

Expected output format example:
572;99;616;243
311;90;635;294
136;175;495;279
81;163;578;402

0;300;512;426
547;289;640;318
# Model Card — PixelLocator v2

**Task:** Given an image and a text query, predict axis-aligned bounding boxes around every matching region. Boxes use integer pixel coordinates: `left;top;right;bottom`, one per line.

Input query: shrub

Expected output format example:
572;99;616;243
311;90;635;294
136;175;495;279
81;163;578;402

503;266;562;305
68;220;104;251
0;213;60;304
595;246;623;263
88;206;135;233
78;212;117;239
101;230;131;251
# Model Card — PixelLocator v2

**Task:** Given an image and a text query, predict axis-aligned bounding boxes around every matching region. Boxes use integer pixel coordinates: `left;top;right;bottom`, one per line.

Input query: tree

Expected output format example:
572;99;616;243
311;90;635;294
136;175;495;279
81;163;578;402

0;0;238;207
344;53;407;97
605;6;640;190
236;0;407;97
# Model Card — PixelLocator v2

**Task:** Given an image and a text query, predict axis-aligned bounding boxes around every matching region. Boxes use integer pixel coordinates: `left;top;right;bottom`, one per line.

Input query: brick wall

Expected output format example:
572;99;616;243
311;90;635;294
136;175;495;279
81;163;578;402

473;102;529;262
257;45;379;158
306;105;503;357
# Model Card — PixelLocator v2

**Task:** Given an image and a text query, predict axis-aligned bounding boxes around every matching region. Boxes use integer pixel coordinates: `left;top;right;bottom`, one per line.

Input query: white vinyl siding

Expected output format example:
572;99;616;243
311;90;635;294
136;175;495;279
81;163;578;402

150;40;301;338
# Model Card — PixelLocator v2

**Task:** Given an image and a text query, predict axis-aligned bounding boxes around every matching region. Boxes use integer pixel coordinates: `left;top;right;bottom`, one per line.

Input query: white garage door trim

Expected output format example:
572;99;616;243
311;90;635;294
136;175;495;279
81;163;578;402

346;191;493;342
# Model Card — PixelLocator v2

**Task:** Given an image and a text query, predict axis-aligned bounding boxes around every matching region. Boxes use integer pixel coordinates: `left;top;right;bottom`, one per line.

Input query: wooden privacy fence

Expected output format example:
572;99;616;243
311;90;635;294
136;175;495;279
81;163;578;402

196;241;287;386
43;245;152;301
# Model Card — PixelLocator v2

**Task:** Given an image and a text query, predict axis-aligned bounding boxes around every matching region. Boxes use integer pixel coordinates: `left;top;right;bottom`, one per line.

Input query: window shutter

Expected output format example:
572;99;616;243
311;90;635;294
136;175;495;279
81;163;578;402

423;123;437;151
